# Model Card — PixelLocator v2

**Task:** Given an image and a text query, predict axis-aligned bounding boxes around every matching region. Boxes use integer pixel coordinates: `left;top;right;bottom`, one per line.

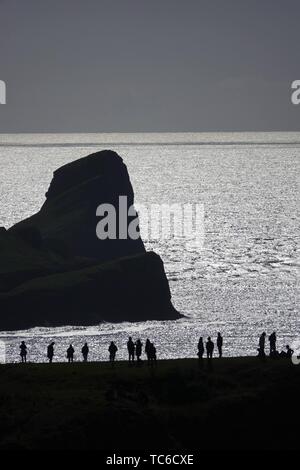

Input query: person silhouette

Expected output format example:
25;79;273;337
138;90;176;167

127;337;135;364
281;345;294;359
81;343;89;362
197;337;204;360
47;342;55;363
258;332;266;358
217;333;223;358
135;339;143;363
268;332;277;357
67;344;75;363
145;339;151;363
20;341;27;363
109;341;118;363
206;337;214;359
149;342;157;366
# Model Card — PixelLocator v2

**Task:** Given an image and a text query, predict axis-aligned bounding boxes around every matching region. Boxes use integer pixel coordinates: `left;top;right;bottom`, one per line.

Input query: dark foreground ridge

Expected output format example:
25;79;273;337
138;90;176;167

0;358;298;450
0;151;181;329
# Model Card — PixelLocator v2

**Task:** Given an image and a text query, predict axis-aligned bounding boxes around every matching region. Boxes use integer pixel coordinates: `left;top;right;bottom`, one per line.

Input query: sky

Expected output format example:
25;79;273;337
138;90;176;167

0;0;300;133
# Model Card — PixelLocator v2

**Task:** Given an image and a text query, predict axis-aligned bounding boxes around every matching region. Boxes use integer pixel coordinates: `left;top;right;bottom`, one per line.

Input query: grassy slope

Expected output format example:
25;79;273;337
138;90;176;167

0;358;299;450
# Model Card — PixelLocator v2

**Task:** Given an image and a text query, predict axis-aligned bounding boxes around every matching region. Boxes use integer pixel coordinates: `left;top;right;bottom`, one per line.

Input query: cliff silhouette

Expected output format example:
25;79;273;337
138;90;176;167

0;150;181;330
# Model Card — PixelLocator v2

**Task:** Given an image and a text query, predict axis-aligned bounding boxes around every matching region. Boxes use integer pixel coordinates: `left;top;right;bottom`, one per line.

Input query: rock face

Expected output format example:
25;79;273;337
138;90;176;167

0;151;182;330
0;251;179;330
11;150;145;262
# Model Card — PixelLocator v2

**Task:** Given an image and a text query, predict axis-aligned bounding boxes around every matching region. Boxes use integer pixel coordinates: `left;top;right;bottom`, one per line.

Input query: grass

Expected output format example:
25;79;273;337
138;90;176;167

0;357;299;450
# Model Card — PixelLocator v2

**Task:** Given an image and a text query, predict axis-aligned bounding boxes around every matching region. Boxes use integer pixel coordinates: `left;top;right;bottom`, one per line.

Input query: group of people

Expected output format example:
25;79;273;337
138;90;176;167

258;331;294;359
18;331;295;364
126;337;157;365
197;333;223;359
19;337;158;365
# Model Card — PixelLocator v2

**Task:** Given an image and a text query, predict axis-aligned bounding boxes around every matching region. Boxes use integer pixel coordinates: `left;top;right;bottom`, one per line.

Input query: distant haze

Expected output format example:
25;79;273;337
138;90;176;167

0;0;300;133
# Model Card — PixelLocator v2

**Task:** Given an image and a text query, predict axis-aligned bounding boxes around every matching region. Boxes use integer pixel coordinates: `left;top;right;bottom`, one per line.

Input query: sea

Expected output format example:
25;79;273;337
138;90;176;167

0;132;299;362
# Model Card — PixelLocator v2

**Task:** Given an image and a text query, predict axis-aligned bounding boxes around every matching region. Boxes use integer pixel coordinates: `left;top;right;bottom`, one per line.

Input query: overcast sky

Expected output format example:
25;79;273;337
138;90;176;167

0;0;299;133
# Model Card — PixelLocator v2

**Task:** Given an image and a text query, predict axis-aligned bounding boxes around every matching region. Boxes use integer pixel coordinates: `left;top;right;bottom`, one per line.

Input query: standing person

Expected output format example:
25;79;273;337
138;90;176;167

108;341;118;363
47;342;55;363
20;341;27;363
206;337;214;359
67;344;75;363
145;339;151;363
127;337;135;364
197;337;204;360
135;339;143;363
81;342;89;362
268;332;277;357
149;342;157;366
217;333;223;358
258;332;266;358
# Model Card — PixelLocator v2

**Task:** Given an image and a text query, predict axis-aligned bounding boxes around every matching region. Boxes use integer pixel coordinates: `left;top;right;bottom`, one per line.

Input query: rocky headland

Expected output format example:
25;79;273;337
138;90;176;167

0;150;181;330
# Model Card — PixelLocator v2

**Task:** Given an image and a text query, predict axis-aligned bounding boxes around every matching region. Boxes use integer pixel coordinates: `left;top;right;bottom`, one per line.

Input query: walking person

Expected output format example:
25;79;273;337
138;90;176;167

108;341;118;364
206;337;214;359
127;337;135;364
47;342;55;363
217;332;223;358
20;341;27;363
81;342;89;362
67;344;75;363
